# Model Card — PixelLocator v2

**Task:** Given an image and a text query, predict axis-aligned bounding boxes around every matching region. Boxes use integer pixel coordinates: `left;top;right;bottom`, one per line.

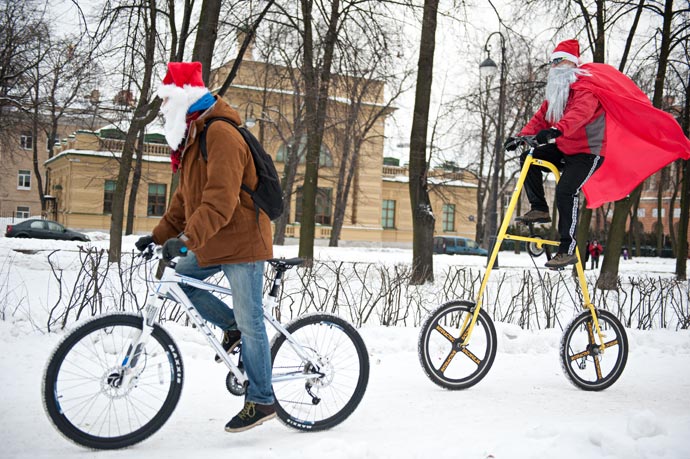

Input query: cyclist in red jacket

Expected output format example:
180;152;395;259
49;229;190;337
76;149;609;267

505;40;603;269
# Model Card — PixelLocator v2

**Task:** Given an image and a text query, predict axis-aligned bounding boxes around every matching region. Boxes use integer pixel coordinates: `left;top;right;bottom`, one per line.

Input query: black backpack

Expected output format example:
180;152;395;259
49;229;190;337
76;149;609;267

199;117;284;221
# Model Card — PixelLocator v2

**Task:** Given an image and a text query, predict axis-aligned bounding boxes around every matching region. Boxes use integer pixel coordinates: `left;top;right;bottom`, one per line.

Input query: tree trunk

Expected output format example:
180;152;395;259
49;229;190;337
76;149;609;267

596;0;674;287
126;128;145;235
597;187;641;289
108;0;159;262
408;0;439;285
675;71;690;279
655;169;666;252
191;0;221;85
298;0;340;262
676;159;689;280
668;163;680;255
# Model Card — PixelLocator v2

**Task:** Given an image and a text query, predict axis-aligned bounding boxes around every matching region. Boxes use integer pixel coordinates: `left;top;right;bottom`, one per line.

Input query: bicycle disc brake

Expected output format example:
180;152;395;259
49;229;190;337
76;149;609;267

226;369;247;396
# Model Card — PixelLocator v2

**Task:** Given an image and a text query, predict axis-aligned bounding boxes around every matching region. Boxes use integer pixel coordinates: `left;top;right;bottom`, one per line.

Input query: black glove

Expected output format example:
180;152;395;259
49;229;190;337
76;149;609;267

162;238;188;260
535;128;562;145
503;137;519;151
135;235;155;252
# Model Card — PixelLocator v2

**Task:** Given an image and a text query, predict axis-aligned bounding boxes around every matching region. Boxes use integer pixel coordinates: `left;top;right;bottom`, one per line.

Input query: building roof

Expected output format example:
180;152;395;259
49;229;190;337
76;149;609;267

44;149;171;166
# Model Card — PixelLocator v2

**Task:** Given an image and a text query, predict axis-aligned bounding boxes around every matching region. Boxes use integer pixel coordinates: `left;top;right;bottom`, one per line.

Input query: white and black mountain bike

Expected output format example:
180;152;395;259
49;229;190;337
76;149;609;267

43;245;369;449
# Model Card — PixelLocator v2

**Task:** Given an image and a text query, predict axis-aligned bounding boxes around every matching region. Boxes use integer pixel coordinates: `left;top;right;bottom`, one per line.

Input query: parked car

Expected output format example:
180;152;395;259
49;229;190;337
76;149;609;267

5;219;90;242
433;236;488;256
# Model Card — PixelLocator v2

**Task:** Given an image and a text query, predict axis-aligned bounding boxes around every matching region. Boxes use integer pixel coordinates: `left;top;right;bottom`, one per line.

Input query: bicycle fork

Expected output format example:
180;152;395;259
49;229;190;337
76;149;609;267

108;294;160;390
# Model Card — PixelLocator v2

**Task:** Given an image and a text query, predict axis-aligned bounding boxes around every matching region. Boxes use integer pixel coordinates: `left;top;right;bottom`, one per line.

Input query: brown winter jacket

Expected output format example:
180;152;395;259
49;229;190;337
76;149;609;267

152;96;273;266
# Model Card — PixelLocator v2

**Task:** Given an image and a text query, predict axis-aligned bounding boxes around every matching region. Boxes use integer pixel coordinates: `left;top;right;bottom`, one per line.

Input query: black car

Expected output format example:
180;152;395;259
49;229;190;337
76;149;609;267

5;219;90;242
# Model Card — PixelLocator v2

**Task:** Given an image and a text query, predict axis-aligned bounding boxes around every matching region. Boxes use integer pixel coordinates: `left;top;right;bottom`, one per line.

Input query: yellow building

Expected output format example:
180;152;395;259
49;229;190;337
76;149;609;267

43;58;479;245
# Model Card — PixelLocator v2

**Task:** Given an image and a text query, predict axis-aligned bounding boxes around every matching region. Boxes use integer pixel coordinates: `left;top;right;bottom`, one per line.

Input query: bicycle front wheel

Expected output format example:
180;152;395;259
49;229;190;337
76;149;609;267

560;309;628;391
270;313;369;431
43;314;184;449
418;300;497;390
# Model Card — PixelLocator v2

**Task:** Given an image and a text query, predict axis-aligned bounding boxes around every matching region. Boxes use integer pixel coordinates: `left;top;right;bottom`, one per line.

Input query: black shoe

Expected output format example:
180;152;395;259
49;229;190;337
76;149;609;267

545;252;578;269
515;209;551;224
215;329;241;363
224;401;276;432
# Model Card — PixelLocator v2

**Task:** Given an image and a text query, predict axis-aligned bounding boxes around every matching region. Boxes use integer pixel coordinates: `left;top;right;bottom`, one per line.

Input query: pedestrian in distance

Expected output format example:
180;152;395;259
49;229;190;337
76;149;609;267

589;239;603;269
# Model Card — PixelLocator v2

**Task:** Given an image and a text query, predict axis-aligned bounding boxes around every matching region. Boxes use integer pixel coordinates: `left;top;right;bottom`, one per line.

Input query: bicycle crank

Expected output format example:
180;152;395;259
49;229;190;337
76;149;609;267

226;371;247;396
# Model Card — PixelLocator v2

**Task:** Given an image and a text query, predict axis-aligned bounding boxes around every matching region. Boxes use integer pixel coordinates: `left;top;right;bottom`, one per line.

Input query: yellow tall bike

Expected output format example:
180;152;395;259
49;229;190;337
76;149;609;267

418;137;628;391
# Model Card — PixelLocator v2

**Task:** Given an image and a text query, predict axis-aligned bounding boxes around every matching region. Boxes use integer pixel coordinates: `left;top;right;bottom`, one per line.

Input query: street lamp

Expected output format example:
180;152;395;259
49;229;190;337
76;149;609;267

480;31;507;268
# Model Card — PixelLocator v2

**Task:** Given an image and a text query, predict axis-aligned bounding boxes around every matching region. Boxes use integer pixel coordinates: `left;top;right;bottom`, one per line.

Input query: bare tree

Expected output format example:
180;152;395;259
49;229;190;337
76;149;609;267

408;0;439;284
668;40;690;279
296;0;341;263
106;0;162;261
598;0;685;288
0;1;46;114
327;12;409;246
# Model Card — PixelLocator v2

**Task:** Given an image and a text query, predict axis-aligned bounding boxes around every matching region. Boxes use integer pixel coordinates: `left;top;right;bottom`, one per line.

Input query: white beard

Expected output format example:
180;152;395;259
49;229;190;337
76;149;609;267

545;67;588;123
157;84;209;149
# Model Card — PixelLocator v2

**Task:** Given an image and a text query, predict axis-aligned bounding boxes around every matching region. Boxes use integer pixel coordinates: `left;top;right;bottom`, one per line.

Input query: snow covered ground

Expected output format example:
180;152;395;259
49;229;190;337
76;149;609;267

1;233;689;458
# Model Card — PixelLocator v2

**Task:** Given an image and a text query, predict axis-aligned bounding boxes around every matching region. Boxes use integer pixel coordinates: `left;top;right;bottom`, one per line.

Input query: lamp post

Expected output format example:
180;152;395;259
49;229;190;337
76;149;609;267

479;31;506;268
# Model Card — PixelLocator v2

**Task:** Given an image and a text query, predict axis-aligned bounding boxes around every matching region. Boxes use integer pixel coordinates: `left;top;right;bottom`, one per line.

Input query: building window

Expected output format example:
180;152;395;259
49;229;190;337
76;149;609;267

16;206;30;218
147;183;167;216
20;132;33;150
674;208;681;218
637;208;645;218
18;170;31;190
103;180;116;214
382;200;396;229
652;208;665;218
276;138;334;167
295;187;332;225
46;134;60;151
442;204;456;232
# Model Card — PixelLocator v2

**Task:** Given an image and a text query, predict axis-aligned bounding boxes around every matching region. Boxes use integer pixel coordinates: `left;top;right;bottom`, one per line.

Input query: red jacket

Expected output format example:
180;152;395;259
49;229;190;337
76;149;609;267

519;88;605;156
588;243;603;257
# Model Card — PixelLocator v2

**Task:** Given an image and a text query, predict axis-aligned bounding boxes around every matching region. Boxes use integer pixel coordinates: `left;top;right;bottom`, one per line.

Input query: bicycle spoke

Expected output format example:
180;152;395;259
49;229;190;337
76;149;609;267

560;310;628;391
44;315;183;449
419;301;497;390
460;347;482;365
272;314;368;431
434;324;455;343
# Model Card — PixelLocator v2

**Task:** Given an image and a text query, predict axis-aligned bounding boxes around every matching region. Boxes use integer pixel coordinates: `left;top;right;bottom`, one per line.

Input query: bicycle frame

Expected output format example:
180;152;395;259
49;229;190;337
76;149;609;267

121;255;323;387
460;148;606;349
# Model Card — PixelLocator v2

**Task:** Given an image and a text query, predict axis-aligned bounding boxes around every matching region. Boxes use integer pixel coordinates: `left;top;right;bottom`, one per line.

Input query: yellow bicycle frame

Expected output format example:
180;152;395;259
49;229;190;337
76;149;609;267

459;152;606;350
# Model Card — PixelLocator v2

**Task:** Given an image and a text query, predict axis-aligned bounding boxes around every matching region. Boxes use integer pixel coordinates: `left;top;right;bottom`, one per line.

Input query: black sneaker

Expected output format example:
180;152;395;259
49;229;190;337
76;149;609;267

515;209;551;224
224;401;276;432
544;252;578;269
215;329;241;363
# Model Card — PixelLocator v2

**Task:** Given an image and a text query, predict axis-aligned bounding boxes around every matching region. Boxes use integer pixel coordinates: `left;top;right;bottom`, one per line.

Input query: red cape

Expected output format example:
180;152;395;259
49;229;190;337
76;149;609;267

575;63;690;208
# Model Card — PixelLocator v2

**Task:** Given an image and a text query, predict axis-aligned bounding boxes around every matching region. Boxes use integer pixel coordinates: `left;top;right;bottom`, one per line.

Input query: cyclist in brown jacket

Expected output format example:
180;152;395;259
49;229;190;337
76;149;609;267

136;62;275;432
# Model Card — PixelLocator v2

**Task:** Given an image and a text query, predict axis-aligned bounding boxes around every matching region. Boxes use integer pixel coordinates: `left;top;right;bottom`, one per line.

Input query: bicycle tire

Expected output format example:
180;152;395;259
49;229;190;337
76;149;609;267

418;300;497;390
270;313;369;431
560;309;628;391
43;314;184;449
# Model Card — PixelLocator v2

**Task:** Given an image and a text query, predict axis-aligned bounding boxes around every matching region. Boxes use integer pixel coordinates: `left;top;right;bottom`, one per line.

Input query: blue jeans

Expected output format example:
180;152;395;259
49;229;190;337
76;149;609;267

175;252;274;405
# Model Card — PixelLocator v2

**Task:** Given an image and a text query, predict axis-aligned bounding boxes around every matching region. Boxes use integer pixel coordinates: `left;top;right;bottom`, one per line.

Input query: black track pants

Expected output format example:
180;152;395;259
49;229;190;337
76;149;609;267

521;144;603;254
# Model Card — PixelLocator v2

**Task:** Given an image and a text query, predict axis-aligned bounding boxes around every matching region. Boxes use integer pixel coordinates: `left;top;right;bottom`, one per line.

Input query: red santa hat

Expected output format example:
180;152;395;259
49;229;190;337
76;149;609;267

550;39;580;65
157;62;210;149
156;61;209;106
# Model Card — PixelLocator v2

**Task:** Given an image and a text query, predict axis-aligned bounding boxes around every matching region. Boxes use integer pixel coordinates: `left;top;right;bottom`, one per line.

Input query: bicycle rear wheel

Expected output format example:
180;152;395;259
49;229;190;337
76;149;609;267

43;314;183;449
270;313;369;431
418;300;497;390
560;309;628;391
